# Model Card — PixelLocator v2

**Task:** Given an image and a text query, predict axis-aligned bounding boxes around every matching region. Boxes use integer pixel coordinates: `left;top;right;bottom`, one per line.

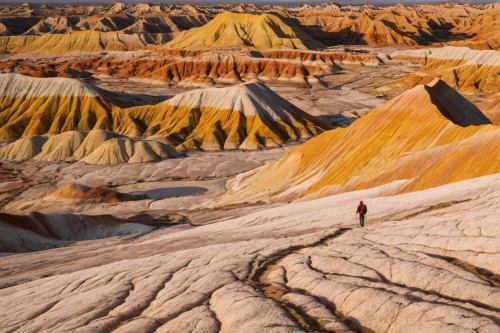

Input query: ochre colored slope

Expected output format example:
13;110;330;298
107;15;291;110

123;82;331;150
478;94;500;125
0;74;115;139
218;79;499;204
391;47;500;94
0;35;39;52
0;74;328;151
163;12;324;50
15;31;174;53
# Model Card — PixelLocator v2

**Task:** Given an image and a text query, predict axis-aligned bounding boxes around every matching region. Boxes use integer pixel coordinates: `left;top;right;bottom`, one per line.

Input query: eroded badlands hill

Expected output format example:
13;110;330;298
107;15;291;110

123;82;331;150
391;47;500;94
0;48;380;86
163;12;325;50
0;74;329;151
218;79;499;204
0;74;116;139
0;130;182;164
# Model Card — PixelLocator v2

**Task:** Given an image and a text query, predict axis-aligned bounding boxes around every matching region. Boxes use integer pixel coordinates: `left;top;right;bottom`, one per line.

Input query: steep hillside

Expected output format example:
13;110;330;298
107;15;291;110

163;12;324;50
0;74;327;151
123;82;331;150
0;35;38;52
0;74;115;139
218;79;499;204
391;47;500;94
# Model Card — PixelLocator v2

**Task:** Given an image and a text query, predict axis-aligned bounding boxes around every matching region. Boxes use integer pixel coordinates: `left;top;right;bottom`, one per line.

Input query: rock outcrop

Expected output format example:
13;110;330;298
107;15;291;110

0;74;115;139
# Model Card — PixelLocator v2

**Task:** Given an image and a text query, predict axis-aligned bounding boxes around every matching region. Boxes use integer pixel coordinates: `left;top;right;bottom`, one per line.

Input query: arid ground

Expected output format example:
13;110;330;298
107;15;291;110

0;2;500;332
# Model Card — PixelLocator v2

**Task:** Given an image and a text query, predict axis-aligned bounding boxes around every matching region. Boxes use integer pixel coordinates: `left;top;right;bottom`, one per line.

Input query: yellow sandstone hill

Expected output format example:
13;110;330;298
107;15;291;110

218;79;499;204
122;82;332;150
163;12;325;50
0;74;115;139
0;129;182;164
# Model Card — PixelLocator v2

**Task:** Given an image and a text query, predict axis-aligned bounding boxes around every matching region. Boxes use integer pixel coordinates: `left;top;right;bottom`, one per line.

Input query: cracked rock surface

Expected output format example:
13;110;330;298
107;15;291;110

1;173;500;332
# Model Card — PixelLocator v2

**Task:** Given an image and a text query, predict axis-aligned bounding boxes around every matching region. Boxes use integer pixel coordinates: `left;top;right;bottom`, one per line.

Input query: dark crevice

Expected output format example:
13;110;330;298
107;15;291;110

244;228;353;332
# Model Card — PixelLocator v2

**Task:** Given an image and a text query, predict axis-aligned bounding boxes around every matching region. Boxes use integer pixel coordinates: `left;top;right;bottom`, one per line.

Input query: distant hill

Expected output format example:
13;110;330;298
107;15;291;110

163;12;325;50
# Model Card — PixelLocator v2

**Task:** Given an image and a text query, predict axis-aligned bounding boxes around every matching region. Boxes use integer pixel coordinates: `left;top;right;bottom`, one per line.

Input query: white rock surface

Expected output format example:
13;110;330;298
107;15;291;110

1;173;500;332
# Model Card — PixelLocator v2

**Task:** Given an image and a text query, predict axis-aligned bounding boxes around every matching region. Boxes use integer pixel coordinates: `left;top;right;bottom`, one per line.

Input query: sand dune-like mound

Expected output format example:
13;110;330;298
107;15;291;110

15;31;173;53
218;79;499;204
163;12;324;50
0;74;115;139
82;137;182;164
0;74;327;148
0;129;182;164
46;184;143;203
0;135;47;160
34;131;87;161
124;82;331;150
391;47;500;94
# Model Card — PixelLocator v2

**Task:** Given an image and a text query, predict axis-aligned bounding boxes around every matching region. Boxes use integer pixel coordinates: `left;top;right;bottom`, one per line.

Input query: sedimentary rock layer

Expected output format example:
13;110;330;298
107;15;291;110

1;173;500;331
391;46;500;94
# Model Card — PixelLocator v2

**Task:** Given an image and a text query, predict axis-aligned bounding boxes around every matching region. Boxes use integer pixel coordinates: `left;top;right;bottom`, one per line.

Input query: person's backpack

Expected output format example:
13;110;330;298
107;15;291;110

359;204;366;214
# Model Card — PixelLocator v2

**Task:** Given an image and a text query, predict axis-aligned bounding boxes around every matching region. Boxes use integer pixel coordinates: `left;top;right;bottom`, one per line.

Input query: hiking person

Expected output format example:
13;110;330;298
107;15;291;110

356;201;368;227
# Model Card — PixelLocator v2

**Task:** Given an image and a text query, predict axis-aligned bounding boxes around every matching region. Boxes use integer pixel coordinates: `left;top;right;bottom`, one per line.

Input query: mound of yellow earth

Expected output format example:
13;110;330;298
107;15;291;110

218;79;499;204
391;47;500;94
0;74;115;139
15;31;173;53
123;82;331;150
0;35;39;52
0;130;182;164
163;12;324;50
46;184;141;203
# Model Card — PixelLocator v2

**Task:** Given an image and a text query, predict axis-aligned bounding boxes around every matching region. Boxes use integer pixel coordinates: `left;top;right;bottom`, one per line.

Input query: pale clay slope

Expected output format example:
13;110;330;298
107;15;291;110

1;174;500;332
0;130;182;164
0;73;100;98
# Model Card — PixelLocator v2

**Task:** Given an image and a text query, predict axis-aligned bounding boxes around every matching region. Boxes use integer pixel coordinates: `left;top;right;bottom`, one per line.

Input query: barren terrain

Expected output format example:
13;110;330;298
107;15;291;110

0;2;499;332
